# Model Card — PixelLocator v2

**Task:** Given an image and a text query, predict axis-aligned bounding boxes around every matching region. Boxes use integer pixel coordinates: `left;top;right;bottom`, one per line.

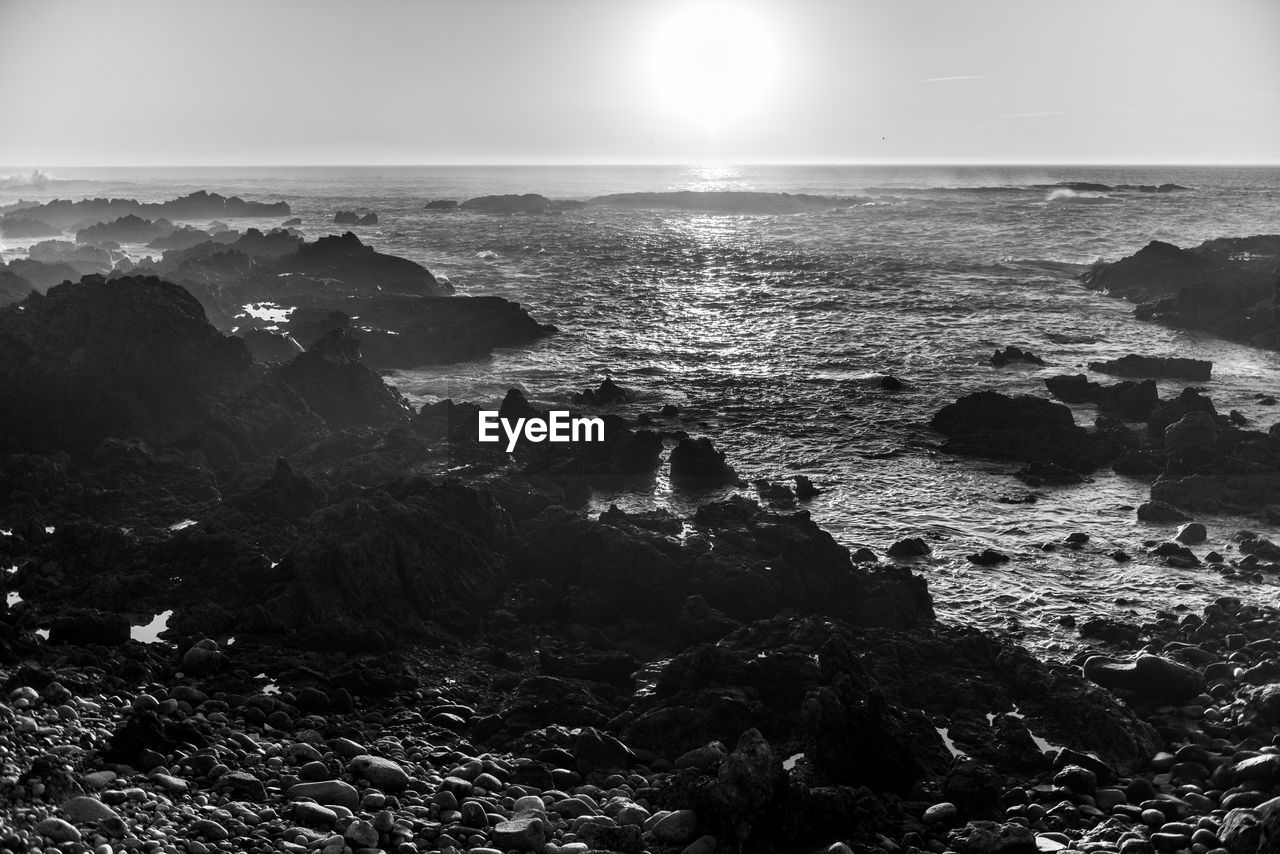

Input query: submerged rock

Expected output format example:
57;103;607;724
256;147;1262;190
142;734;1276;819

990;345;1045;367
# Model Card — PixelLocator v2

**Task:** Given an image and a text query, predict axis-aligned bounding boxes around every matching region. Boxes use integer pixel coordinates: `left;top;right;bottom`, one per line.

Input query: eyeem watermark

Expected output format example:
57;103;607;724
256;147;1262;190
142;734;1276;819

478;410;605;452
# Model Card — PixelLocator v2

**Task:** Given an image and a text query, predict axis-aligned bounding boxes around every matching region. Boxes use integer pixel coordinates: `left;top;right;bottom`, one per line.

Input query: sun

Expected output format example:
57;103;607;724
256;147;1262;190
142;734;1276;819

647;3;779;133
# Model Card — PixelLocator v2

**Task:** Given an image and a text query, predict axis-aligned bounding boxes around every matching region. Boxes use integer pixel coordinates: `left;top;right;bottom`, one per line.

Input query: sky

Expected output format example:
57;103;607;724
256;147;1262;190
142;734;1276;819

1;0;1278;166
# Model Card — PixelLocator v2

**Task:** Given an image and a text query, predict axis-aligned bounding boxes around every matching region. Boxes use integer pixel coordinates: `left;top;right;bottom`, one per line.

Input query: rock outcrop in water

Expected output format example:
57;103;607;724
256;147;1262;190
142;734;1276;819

138;229;555;366
0;190;290;232
1089;354;1212;381
1082;236;1280;348
1045;375;1160;421
930;391;1121;472
461;194;584;214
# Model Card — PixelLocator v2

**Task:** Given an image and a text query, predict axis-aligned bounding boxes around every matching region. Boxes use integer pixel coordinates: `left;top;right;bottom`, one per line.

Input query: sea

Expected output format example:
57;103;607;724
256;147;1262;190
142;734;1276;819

4;163;1280;657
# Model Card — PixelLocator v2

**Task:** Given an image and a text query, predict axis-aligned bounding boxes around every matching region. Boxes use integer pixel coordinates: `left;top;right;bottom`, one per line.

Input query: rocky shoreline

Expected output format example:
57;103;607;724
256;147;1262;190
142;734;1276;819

5;203;1280;854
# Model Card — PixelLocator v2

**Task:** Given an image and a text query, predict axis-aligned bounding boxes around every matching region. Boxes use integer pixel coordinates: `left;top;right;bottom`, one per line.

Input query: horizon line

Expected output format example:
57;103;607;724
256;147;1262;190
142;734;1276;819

6;160;1280;170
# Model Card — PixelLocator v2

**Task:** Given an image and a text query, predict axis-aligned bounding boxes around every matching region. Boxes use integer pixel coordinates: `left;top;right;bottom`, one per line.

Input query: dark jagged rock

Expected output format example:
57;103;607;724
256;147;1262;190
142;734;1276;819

990;345;1045;367
255;482;512;650
0;275;255;460
930;391;1120;472
278;232;437;294
1089;354;1212;381
279;329;414;430
233;458;331;520
624;617;1157;787
47;610;130;646
237;328;303;363
888;537;931;558
27;240;115;275
5;258;83;292
283;295;552;369
1044;375;1160;421
512;497;932;631
76;215;175;245
670;437;740;489
282;217;302;226
572;377;633;406
1083;236;1280;348
0;269;34;307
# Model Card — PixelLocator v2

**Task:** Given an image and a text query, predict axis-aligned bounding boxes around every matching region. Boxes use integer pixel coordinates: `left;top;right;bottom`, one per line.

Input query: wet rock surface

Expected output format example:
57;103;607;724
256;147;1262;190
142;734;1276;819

1082;235;1280;349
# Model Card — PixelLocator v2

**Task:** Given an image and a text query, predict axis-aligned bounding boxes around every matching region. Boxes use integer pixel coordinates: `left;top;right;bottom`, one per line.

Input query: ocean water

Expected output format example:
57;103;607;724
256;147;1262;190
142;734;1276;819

5;163;1280;656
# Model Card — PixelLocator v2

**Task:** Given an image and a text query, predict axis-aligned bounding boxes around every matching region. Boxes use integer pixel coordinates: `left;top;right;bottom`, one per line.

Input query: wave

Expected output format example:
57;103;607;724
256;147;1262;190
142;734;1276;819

0;169;54;189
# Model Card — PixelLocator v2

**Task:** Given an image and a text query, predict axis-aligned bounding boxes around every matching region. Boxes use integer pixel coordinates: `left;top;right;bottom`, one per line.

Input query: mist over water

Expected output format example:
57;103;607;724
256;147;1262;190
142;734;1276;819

5;163;1280;657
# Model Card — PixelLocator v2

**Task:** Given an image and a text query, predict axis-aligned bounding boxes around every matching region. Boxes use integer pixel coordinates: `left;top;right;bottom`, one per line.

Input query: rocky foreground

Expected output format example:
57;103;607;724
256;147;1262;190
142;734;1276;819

7;235;1280;853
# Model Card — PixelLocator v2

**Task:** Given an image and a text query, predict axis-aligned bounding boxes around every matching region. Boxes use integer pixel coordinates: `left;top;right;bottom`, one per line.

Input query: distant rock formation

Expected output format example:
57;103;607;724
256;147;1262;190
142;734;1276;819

333;211;378;225
0;268;34;307
1082;235;1280;349
148;225;240;251
0;216;61;238
76;215;175;245
424;200;458;210
1;190;290;231
461;194;584;214
27;240;115;275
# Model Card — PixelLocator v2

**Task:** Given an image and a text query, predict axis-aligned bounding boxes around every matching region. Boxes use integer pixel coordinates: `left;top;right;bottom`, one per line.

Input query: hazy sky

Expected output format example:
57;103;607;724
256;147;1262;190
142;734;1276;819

2;0;1278;165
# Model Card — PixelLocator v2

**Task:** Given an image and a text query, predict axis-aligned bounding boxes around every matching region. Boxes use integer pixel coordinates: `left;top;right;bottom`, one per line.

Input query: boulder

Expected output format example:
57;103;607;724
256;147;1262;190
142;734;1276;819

257;482;511;649
670;437;740;489
1165;411;1218;449
1089;354;1212;381
1083;654;1204;705
948;821;1036;854
348;755;410;792
279;329;414;429
990;346;1045;367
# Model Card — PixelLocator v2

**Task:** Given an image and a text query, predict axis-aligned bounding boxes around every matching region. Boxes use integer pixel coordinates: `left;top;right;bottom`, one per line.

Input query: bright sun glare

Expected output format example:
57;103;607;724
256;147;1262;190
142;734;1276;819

648;3;778;133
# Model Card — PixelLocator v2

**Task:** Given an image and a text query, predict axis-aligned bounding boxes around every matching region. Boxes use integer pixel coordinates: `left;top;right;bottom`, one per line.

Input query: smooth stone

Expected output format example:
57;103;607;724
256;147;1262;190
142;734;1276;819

652;810;699;844
295;802;338;825
36;817;81;843
62;796;119;824
683;835;718;854
345;819;378;848
287;780;360;811
349;754;410;792
491;817;545;851
925;802;961;825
